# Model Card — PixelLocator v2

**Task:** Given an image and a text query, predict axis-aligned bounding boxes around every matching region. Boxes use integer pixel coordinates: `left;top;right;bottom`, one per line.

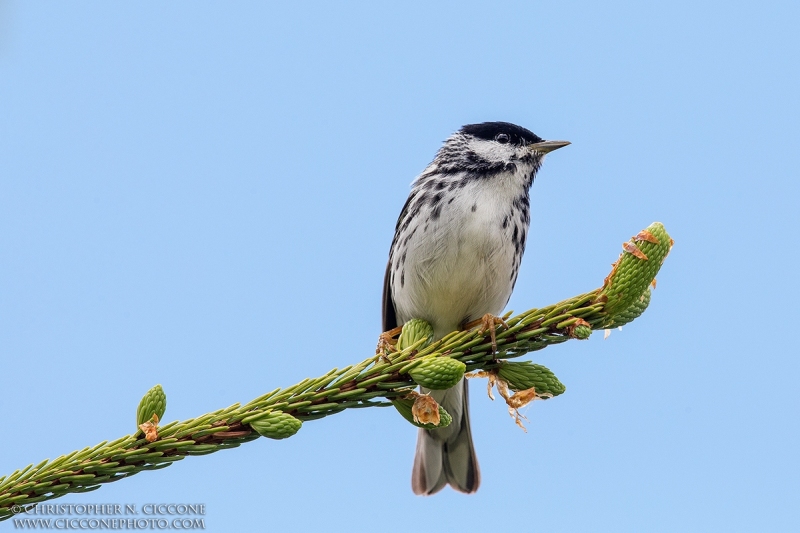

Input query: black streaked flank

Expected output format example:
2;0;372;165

431;192;444;220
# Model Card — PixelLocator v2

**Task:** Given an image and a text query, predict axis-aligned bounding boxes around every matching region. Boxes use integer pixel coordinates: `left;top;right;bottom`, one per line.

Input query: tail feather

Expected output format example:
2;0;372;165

411;379;480;495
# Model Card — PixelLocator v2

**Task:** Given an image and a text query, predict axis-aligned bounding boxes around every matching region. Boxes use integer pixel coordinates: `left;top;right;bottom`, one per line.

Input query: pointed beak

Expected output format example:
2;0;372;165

529;140;570;154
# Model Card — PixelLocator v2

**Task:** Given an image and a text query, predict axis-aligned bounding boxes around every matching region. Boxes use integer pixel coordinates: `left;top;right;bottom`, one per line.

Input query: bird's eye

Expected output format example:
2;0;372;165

495;133;510;144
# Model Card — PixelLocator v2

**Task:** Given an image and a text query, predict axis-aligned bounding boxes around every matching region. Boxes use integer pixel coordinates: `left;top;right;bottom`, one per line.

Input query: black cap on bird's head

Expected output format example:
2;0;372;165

461;122;543;145
460;121;570;154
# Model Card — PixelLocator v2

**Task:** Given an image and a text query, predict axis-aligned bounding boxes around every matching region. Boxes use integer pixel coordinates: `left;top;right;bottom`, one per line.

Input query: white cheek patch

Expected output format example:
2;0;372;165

467;138;520;164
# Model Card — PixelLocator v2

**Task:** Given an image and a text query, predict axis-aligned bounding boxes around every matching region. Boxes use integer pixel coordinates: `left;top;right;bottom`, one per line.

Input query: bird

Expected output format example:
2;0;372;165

382;121;569;495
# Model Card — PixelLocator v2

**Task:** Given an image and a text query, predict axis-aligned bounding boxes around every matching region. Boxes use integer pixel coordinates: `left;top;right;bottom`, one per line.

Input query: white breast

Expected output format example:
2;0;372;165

392;171;527;338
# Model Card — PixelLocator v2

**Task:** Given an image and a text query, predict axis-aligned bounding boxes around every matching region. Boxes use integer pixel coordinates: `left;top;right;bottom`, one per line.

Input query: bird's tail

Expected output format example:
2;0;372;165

411;378;480;495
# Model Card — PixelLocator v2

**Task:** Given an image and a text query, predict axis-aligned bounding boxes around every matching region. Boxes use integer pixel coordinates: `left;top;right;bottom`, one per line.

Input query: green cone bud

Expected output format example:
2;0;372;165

497;362;566;397
249;411;302;440
601;222;671;317
397;319;434;351
408;356;466;390
605;287;651;328
136;384;167;429
573;324;592;339
391;397;452;429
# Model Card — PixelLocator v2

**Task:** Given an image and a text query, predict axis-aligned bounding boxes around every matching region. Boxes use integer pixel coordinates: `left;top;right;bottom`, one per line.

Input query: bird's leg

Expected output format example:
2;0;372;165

480;313;508;353
463;313;508;353
375;326;403;363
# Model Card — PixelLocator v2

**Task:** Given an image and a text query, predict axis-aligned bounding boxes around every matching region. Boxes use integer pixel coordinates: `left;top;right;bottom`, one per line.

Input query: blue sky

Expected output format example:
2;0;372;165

1;1;798;531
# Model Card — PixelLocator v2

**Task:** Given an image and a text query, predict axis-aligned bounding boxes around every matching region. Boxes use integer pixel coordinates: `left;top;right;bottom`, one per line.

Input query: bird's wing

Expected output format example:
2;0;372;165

381;259;397;332
382;192;417;332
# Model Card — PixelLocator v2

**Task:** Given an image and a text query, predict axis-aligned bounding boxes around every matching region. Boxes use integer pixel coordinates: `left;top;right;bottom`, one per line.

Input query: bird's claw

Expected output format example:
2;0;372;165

481;313;508;353
465;313;508;353
375;327;402;363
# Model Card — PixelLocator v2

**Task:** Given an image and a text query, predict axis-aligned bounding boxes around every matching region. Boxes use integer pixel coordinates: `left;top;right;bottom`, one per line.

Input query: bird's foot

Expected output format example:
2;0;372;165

375;326;403;363
465;313;508;353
